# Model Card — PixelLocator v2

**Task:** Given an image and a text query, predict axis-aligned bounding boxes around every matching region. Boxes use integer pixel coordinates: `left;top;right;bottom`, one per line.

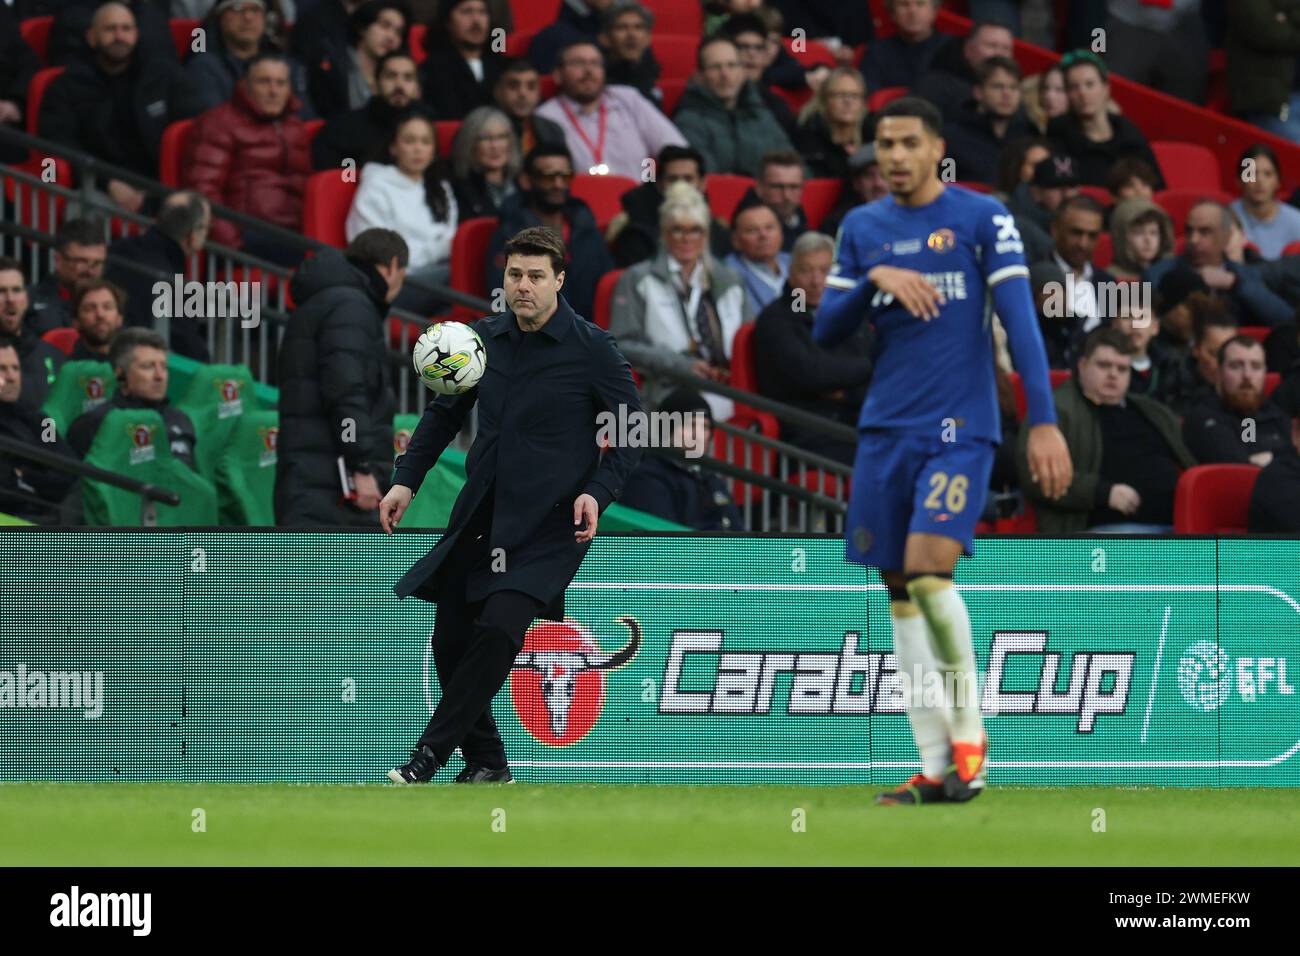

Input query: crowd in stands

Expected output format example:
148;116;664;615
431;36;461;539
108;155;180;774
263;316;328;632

2;0;1300;535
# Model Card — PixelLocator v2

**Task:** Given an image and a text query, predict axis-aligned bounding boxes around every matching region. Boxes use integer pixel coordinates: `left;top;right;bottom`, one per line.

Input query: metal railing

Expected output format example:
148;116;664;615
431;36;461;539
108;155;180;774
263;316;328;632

0;434;180;525
3;128;865;533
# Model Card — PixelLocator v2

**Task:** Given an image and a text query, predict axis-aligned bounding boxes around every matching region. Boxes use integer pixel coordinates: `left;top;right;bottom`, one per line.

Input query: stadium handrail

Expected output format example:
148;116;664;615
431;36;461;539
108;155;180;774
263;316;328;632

640;445;847;516
0;126;493;316
0;433;182;525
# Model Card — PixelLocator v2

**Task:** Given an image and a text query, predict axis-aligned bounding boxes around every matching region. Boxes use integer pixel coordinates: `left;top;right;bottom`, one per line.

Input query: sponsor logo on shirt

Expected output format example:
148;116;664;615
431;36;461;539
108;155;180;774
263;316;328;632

927;228;956;253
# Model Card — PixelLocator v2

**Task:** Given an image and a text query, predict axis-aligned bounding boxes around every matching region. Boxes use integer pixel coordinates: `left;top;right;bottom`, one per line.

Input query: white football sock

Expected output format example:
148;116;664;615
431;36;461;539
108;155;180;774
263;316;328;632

891;599;951;781
907;576;985;744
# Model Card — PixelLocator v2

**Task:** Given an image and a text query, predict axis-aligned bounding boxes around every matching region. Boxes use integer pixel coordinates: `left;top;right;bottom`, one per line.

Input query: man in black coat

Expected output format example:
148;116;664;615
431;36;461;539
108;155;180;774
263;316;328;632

38;2;203;212
913;19;1015;120
419;0;505;121
619;387;742;530
753;232;873;466
274;231;403;527
942;56;1033;188
1182;335;1295;466
311;50;420;170
0;257;65;415
484;144;613;319
0;337;78;524
1248;413;1300;533
106;191;212;363
47;0;176;68
383;226;642;784
608;144;731;268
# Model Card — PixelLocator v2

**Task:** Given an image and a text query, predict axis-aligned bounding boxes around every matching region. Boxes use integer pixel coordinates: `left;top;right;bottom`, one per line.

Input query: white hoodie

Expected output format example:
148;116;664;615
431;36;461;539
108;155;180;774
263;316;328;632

345;162;459;270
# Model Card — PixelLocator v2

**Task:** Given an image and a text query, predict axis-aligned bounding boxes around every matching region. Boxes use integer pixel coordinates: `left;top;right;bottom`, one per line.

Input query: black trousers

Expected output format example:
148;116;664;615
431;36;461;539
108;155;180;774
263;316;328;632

416;491;543;768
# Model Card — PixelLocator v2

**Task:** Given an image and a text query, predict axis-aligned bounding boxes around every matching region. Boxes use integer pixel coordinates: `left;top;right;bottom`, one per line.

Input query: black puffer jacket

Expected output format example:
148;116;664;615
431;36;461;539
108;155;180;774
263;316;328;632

274;249;396;525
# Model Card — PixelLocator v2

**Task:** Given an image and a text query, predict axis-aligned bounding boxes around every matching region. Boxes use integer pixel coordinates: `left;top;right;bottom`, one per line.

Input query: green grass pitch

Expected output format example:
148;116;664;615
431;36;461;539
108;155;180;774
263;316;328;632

3;784;1299;866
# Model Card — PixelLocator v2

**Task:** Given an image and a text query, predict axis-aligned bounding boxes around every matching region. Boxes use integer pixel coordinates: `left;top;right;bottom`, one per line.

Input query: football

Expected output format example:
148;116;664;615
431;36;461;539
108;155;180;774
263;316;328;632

412;322;487;395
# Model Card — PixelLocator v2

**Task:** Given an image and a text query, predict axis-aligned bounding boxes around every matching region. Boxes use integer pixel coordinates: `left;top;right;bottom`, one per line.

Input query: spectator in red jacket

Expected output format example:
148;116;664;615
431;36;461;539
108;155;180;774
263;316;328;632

183;53;312;267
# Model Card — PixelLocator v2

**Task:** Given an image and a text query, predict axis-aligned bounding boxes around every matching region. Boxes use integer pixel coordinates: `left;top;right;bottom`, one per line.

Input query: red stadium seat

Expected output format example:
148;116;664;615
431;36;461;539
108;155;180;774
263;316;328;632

26;66;63;134
1265;372;1281;397
659;78;687;116
302;171;357;247
1239;326;1270;345
1154;188;1235;235
704;174;756;223
159;118;193;188
1283;240;1300;258
510;0;561;34
540;75;557;100
869;0;895;37
4;153;71;234
650;34;699;82
409;23;427;63
20;15;53;63
448;216;498;321
1094;232;1113;269
592;268;623;330
1078;185;1112;206
728;320;763;423
1008;369;1072;421
644;0;704;36
868;86;908;112
1150;142;1221;192
801;178;842;229
41;328;79;356
303;118;325;145
170;18;199;59
435;120;461;160
570;174;636;232
782;37;837;69
1173;464;1260;533
773;86;813;114
505;30;536;58
713;413;778;505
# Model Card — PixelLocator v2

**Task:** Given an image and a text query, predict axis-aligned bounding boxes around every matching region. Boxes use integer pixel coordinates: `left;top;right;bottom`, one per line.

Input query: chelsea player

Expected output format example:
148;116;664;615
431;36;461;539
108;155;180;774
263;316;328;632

813;98;1073;805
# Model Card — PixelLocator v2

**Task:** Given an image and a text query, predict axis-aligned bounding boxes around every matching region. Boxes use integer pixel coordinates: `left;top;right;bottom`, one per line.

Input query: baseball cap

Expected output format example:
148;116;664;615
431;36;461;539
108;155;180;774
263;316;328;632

1032;153;1081;188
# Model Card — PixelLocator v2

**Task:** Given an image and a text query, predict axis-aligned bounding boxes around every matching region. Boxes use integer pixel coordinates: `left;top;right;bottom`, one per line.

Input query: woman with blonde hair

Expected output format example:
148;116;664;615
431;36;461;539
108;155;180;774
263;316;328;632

1021;65;1067;133
450;105;521;219
793;67;871;180
610;183;752;422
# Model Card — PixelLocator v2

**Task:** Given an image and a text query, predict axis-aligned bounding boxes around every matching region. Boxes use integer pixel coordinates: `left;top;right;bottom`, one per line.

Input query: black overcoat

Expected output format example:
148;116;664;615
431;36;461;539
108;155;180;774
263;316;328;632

392;297;643;619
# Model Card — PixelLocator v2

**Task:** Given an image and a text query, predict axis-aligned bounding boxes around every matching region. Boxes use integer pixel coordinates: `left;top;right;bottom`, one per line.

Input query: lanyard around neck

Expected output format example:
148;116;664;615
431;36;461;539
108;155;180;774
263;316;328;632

558;98;609;175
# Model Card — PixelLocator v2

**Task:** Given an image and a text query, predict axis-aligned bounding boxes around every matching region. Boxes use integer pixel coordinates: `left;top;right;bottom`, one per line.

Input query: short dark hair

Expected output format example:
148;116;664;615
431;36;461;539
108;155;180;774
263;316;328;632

968;19;1015;42
499;56;538;79
696;33;737;70
109;327;167;377
503;226;566;276
1106;156;1160;196
996;134;1053;195
1054;193;1106;223
657;144;705;176
157;191;209;244
245;51;290;74
376;48;418;77
348;1;410;46
730;198;780;232
1217;333;1264;365
1081;325;1135;360
54;217;106;252
720;12;766;39
976;55;1020;84
345;228;410;269
1187;292;1237;343
523;142;573;176
556;38;603;67
0;256;22;277
876;95;943;137
71;278;126;316
0;333;19;354
758;149;804;177
1240;143;1282;181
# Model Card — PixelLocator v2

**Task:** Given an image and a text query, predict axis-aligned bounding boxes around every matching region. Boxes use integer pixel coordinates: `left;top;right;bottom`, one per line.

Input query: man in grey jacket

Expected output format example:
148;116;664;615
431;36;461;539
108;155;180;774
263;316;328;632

672;34;793;178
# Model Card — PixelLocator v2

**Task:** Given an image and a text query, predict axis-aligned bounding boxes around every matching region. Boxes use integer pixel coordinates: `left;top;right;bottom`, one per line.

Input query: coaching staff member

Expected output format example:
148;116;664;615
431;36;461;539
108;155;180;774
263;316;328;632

383;226;643;784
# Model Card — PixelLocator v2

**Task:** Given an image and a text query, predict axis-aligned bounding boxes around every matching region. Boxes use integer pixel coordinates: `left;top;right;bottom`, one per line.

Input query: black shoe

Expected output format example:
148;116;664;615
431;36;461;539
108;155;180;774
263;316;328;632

874;773;948;805
388;745;441;784
454;763;514;784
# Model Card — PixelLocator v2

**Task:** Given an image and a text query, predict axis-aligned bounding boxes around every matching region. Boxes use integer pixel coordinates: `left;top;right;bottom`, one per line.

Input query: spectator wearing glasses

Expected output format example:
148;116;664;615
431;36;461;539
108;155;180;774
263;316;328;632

740;150;809;252
26;219;108;337
721;12;801;139
535;40;686;180
450;106;522;219
484;144;614;319
610;183;752;422
794;68;871;181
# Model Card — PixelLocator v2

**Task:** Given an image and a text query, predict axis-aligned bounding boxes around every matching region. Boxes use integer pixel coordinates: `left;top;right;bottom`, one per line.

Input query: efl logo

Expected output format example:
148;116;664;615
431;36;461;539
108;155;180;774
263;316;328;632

215;378;243;419
126;423;157;465
510;616;641;746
